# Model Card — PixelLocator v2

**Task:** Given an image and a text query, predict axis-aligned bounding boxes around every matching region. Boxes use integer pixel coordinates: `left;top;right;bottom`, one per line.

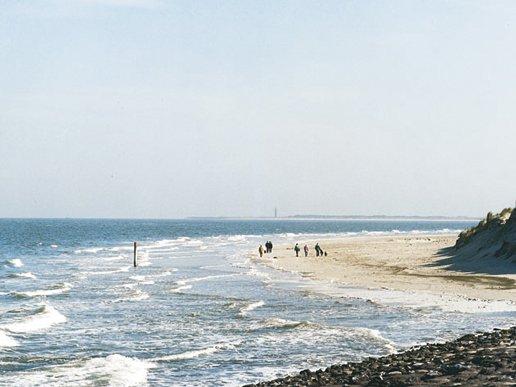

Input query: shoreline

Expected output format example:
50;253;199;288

244;327;516;386
256;234;516;305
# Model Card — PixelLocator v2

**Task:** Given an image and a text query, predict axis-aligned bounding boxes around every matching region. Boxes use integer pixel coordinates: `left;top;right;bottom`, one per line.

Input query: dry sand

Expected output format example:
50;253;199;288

259;234;516;303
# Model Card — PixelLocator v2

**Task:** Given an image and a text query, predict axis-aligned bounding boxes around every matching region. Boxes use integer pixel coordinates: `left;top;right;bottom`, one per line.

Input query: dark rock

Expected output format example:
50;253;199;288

245;327;515;387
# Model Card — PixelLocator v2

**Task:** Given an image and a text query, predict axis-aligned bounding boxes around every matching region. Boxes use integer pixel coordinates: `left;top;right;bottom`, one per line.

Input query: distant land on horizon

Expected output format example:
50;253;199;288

188;215;481;221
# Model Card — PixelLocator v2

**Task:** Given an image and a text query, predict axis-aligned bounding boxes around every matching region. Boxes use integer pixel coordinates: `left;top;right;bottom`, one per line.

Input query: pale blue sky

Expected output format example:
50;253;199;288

1;1;515;218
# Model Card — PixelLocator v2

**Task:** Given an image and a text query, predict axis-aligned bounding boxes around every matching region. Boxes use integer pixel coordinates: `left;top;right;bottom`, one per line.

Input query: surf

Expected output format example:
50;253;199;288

2;304;67;333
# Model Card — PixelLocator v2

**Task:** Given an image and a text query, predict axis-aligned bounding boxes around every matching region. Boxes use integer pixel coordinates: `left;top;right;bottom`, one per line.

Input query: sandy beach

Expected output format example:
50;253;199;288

259;234;516;303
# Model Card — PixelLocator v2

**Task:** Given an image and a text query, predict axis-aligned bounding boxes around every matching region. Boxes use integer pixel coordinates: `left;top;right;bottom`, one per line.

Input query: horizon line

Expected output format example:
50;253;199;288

0;215;482;221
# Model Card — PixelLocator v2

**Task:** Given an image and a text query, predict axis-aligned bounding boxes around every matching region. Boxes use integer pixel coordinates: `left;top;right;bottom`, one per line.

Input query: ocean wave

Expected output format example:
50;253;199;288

103;255;126;261
238;300;265;316
227;235;248;242
247;267;271;279
2;304;66;333
84;266;131;275
155;269;176;276
114;289;150;302
176;274;238;287
0;330;19;347
352;327;398;353
73;247;106;254
254;317;317;330
70;354;153;386
170;285;192;293
153;341;239;362
5;258;24;268
8;272;37;280
3;354;154;386
13;282;72;298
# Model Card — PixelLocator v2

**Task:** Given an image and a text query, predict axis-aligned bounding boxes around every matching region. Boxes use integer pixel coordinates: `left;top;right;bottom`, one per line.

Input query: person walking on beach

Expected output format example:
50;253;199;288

315;243;320;257
303;244;309;257
294;243;300;257
258;245;264;258
269;241;273;253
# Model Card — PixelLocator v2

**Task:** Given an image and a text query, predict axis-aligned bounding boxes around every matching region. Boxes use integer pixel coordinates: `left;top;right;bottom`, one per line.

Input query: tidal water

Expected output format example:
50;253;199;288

0;219;514;386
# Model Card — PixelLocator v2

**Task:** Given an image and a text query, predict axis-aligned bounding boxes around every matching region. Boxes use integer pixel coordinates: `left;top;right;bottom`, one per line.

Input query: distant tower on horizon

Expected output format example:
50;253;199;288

274;207;278;218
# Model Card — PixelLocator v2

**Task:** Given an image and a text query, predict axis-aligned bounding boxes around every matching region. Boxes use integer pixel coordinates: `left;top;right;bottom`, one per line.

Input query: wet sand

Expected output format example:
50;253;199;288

258;234;516;303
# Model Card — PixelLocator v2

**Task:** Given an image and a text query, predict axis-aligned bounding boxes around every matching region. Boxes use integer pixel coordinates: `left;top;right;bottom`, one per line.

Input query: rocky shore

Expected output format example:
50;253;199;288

244;327;515;386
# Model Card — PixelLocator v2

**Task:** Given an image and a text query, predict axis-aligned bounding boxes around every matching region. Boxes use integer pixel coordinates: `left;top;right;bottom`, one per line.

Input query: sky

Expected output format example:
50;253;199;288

1;0;515;218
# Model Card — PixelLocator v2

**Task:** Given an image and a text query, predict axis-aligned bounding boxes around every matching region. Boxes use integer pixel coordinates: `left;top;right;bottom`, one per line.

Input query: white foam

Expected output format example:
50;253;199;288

3;304;67;333
84;266;131;275
119;283;138;289
6;258;23;267
103;255;125;261
50;244;58;248
258;317;308;329
119;289;149;302
108;246;133;252
301;281;516;313
9;272;37;279
74;247;105;254
353;327;397;353
238;300;265;316
247;267;271;279
176;273;237;286
77;354;153;386
154;341;239;362
14;282;72;298
156;270;175;276
170;285;192;293
4;354;154;386
0;330;19;347
130;290;150;301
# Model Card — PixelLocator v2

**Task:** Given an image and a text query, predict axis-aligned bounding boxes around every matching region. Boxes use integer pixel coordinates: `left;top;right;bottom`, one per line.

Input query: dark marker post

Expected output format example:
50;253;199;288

133;241;137;267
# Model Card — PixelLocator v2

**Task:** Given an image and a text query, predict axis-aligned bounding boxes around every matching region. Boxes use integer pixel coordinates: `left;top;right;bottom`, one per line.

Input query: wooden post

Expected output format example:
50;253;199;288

133;241;137;267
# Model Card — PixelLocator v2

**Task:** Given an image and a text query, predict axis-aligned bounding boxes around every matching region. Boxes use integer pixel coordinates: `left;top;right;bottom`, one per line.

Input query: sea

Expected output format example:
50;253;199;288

0;218;515;386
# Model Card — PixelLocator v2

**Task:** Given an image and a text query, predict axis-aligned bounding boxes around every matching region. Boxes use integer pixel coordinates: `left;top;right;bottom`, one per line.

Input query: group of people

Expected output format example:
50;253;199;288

257;240;327;258
294;242;326;257
258;241;274;257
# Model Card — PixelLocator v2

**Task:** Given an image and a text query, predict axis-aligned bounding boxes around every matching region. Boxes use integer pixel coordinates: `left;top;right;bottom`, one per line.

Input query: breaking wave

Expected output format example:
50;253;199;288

238;300;265;316
0;330;19;347
84;266;131;275
255;317;317;330
5;258;24;268
2;354;154;386
8;272;37;279
170;285;192;293
13;282;72;298
2;304;67;333
154;341;240;362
